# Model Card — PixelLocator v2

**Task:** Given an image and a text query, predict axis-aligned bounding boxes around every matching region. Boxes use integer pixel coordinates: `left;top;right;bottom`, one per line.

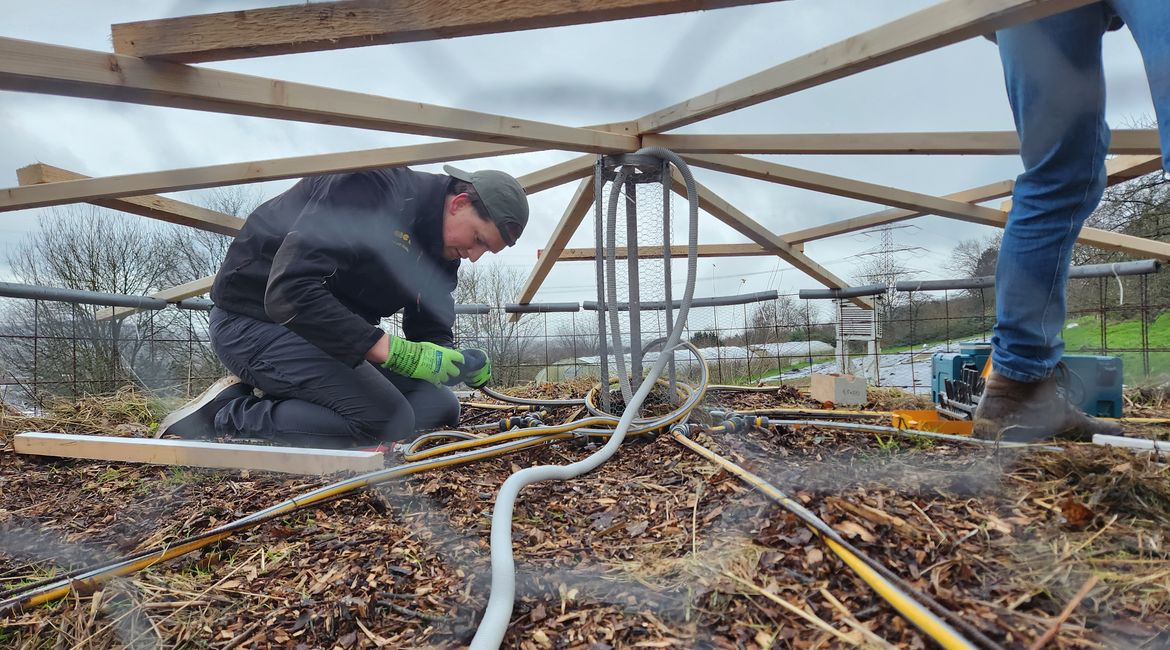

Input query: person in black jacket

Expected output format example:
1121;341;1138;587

156;164;528;449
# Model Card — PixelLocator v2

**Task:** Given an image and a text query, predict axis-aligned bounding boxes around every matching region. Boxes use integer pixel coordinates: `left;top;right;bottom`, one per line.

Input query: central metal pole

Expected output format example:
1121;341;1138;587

625;177;643;383
593;157;611;411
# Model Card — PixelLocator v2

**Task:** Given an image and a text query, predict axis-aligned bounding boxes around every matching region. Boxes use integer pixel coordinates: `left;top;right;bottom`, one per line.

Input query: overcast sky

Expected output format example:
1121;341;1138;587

0;1;1158;302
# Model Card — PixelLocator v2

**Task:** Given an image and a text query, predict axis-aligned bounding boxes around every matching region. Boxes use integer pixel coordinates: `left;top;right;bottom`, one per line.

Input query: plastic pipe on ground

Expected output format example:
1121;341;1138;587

1092;434;1170;452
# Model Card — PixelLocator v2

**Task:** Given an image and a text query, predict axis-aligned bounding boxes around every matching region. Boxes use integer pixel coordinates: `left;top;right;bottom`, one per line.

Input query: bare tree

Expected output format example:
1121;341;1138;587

1;206;182;400
163;186;260;286
452;262;539;386
161;187;262;388
743;295;810;345
550;315;599;361
945;234;1001;280
0;188;263;404
1073;163;1170;316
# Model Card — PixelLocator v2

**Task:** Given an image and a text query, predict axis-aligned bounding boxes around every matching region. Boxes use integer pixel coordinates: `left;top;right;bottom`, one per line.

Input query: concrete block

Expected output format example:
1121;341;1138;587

809;372;867;406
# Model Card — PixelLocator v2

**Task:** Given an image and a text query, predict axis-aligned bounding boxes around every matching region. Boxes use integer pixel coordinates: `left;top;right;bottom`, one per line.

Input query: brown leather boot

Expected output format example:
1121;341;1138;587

972;371;1121;442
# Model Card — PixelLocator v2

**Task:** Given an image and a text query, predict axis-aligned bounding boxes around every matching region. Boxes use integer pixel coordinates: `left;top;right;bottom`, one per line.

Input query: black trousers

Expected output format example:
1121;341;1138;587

208;307;460;448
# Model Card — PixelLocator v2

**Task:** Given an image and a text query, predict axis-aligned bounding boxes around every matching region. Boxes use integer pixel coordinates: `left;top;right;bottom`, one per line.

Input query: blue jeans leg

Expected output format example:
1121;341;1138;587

1110;0;1170;170
992;5;1112;382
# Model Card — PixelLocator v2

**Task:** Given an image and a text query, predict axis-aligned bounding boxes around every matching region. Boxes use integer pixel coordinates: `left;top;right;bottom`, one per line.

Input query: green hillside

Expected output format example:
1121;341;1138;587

1061;312;1170;383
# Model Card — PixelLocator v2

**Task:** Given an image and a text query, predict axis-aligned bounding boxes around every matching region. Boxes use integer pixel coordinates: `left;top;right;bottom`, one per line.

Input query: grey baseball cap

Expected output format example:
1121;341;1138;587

443;165;529;246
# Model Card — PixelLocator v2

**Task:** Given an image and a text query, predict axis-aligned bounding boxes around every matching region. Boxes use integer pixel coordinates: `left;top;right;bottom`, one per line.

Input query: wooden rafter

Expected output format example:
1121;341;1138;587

513;171;872;309
93;156;595;322
7;0;1165;331
686;153;1170;260
15;432;384;475
1099;154;1167;184
643;129;1161;155
783;181;1015;245
517;154;1165;272
513;178;596;311
676;174;872;309
637;0;1097;133
0;141;528;213
556;244;767;260
787;154;1158;244
112;0;783;63
513;155;595;195
16;164;244;235
96;277;220;322
0;38;638;156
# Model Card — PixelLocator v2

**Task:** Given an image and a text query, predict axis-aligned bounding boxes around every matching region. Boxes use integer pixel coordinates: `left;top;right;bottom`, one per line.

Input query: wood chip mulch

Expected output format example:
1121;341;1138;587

1;383;1168;649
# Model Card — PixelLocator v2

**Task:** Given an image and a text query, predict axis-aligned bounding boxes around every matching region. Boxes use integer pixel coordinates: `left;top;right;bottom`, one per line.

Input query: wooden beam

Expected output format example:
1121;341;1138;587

643;129;1161;155
690;186;875;311
784;154;1158;244
512;166;872;308
516;155;595;195
0;37;638;154
556;153;1167;262
784;181;1015;244
14;432;384;475
0;140;527;213
995;154;1164;216
16;164;244;235
92;156;595;322
112;0;783;63
96;276;216;321
1101;154;1166;183
637;0;1096;133
557;243;766;259
677;172;873;309
513;178;595;309
556;181;1013;258
685;153;1170;260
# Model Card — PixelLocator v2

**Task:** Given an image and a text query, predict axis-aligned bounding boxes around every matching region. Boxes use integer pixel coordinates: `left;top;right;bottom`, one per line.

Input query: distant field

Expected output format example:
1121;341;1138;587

817;311;1169;386
1062;312;1170;383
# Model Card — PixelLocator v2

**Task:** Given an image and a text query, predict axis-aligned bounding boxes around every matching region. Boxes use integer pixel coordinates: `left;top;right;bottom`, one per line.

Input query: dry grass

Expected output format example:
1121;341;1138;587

0;387;159;446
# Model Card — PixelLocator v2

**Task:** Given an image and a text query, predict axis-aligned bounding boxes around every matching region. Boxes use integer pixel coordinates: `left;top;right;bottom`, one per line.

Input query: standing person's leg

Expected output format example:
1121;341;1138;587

207;308;416;448
379;368;461;430
992;4;1114;382
1110;0;1170;171
976;5;1122;441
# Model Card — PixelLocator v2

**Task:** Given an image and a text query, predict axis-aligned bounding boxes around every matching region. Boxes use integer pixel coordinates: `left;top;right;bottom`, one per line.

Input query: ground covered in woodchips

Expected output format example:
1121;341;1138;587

2;380;1169;648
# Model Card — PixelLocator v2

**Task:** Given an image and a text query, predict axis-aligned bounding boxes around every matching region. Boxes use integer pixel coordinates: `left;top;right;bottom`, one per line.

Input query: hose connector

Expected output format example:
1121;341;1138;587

497;415;542;431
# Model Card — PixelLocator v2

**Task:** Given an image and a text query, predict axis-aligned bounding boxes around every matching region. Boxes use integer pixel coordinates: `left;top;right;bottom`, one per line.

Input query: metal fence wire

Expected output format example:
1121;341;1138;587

1;260;1167;413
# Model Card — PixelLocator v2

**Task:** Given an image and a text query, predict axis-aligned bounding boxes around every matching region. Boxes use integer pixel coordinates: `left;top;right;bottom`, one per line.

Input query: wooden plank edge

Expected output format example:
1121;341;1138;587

14;432;384;476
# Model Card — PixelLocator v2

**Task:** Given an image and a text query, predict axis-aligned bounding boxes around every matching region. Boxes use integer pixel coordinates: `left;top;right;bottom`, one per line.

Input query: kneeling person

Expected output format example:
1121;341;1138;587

157;165;527;448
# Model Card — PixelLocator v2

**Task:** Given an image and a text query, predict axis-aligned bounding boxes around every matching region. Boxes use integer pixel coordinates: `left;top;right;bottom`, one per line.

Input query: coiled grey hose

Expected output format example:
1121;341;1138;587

470;147;700;649
480;384;583;407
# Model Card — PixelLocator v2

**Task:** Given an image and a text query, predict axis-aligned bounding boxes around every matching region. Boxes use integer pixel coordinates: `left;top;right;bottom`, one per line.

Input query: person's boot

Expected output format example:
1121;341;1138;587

972;371;1121;442
155;376;253;439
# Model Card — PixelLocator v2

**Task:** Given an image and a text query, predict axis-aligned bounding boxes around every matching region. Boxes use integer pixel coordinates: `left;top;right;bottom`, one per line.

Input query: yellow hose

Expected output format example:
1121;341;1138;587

1;434;566;613
463;402;540;411
728;407;892;417
670;431;977;650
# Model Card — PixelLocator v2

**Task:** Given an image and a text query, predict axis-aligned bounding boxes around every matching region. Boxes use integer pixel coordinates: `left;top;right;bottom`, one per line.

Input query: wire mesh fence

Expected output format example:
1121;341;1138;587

2;261;1167;413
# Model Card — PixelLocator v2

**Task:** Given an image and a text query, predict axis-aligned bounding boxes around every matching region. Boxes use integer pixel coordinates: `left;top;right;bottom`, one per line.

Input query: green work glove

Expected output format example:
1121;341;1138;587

462;349;492;389
382;336;464;386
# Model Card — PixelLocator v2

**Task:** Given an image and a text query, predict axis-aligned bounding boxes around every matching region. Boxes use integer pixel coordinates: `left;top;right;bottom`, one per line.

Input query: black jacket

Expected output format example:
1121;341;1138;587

211;168;459;368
